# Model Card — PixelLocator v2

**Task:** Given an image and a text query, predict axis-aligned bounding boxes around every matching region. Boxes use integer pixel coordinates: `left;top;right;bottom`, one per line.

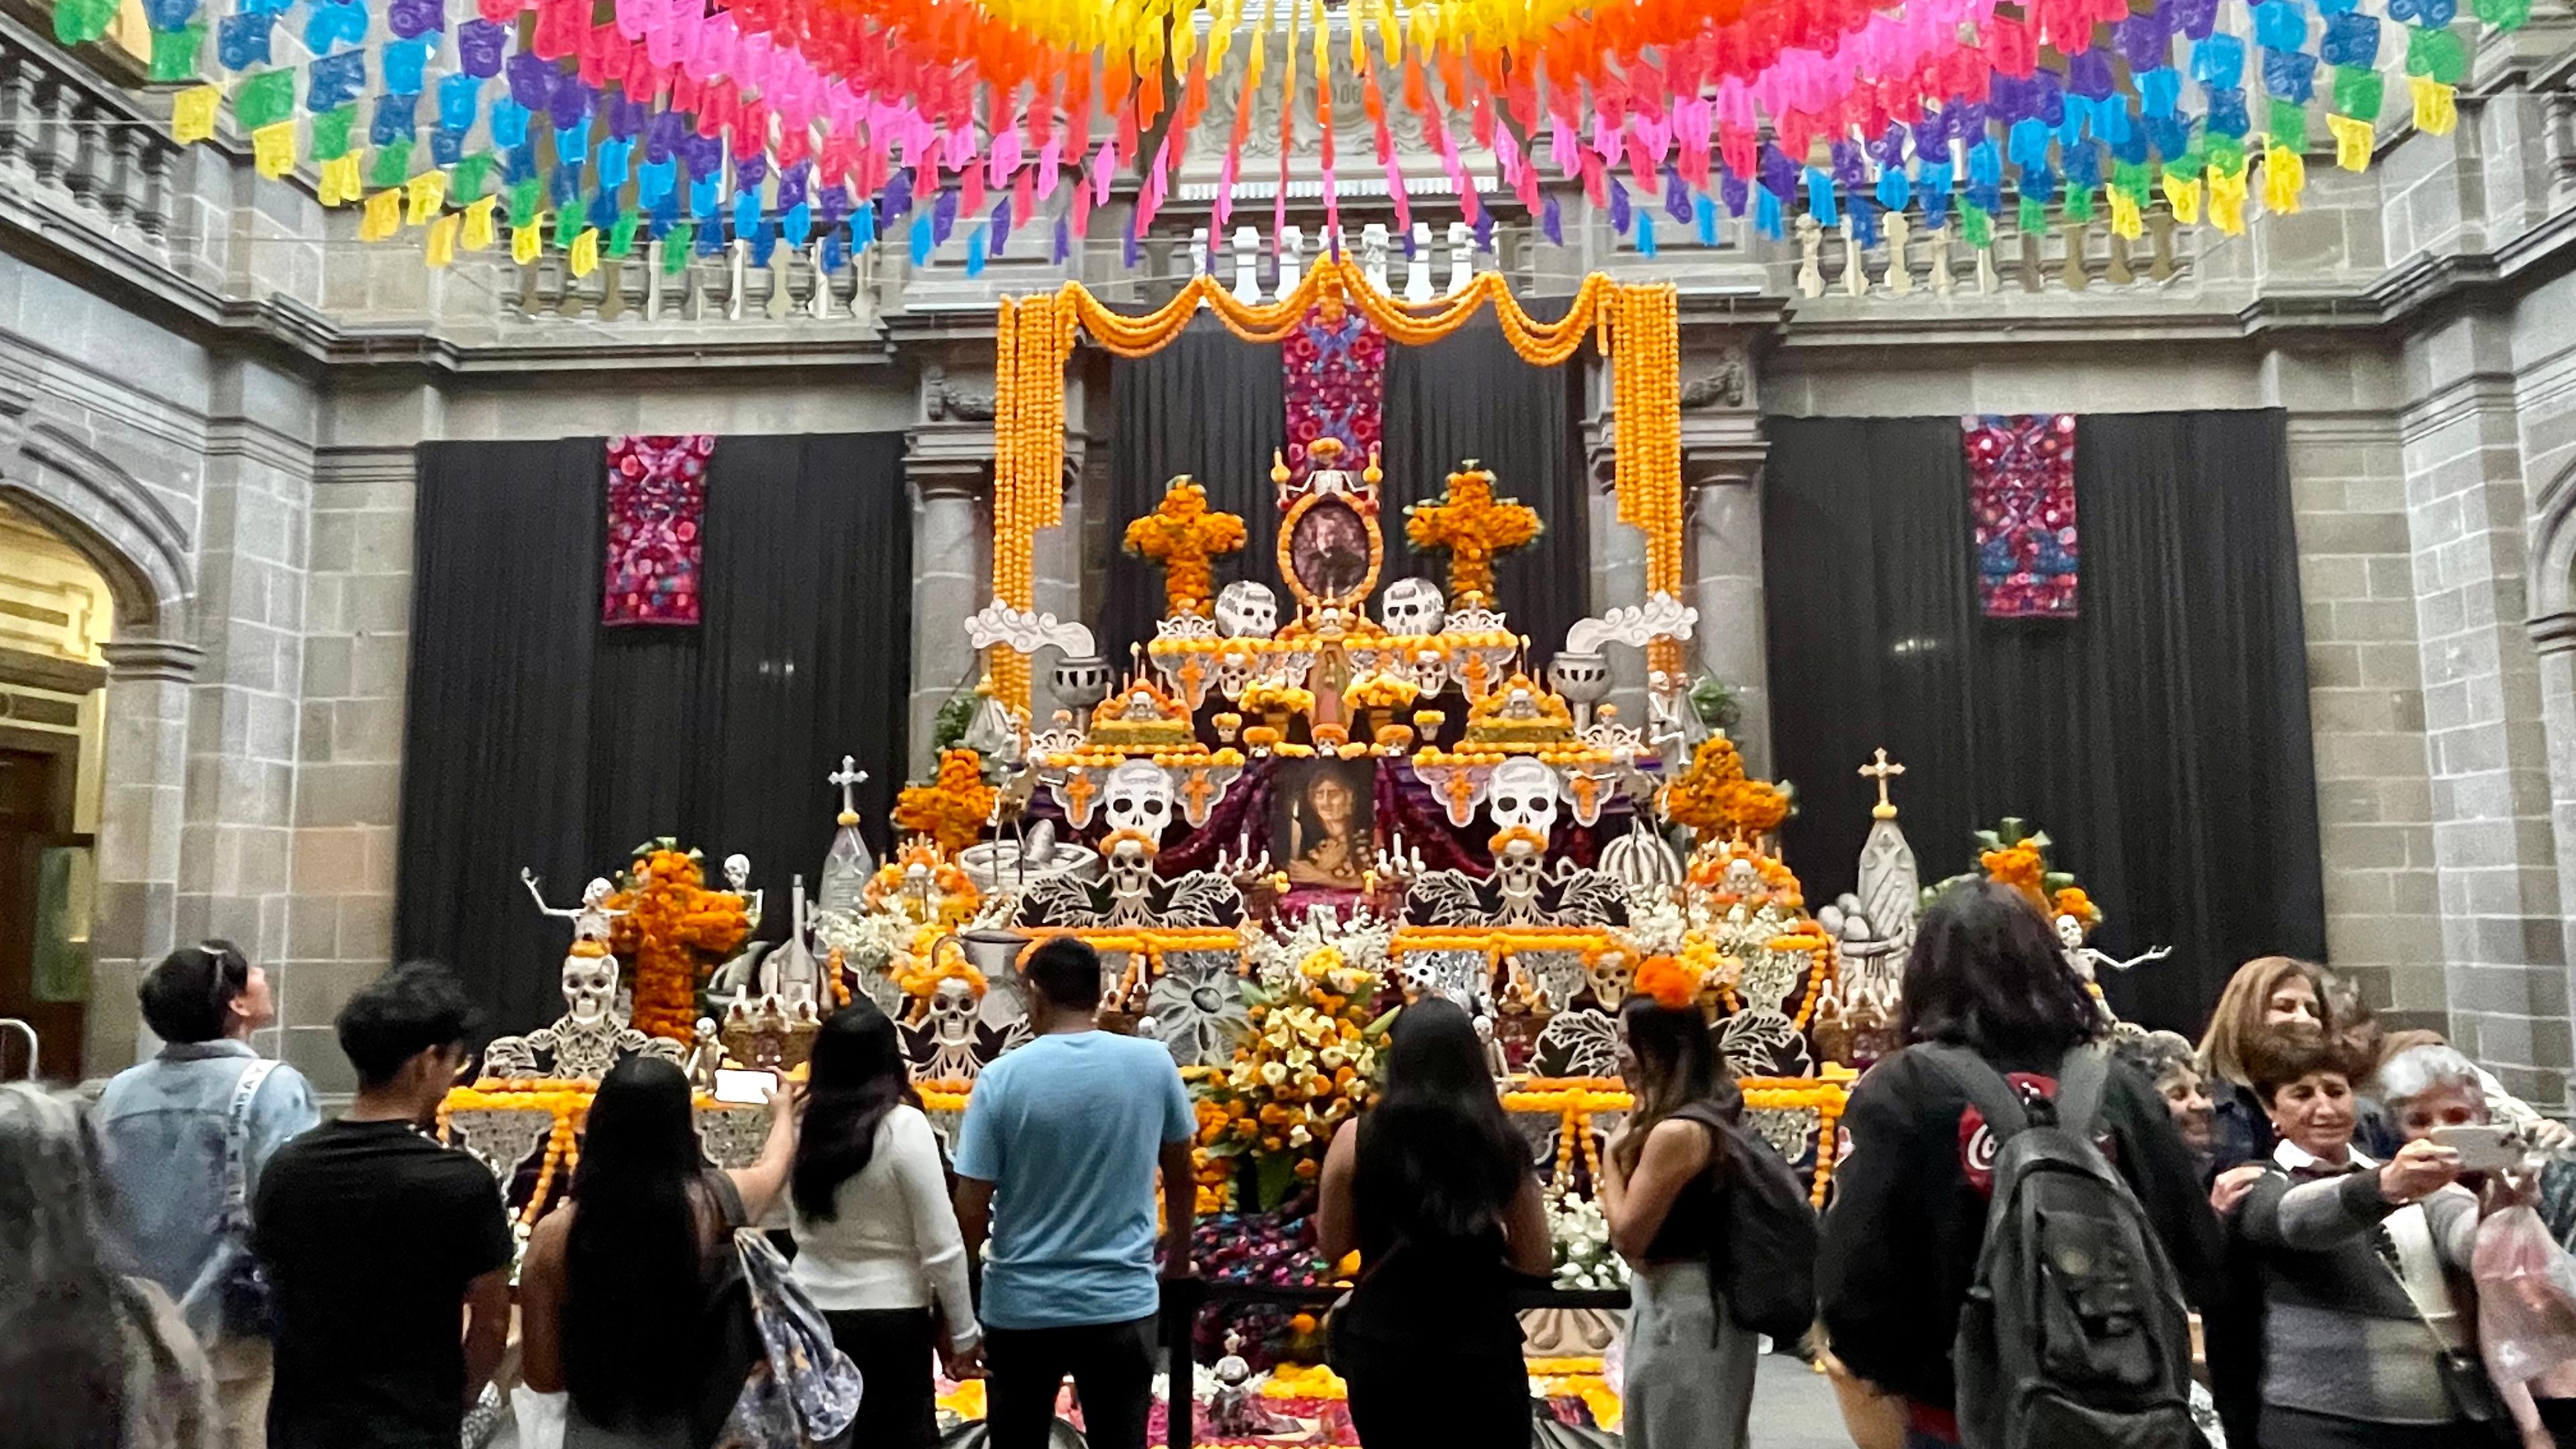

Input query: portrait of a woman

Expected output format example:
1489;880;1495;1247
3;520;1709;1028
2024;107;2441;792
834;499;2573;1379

1281;763;1374;888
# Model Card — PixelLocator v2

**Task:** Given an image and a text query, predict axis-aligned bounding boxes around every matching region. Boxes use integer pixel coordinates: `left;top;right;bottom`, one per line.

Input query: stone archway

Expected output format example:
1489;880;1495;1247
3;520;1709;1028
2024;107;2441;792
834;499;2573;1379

0;429;200;1077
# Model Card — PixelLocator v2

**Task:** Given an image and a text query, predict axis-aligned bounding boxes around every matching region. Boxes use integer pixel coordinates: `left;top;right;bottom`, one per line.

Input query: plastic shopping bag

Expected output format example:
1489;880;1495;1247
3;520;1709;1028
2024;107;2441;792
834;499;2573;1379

2475;1202;2576;1382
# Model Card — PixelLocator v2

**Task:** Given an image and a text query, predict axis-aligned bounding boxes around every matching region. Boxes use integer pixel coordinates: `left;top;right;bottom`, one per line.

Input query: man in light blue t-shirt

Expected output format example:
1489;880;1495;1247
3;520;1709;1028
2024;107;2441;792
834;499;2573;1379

954;936;1195;1449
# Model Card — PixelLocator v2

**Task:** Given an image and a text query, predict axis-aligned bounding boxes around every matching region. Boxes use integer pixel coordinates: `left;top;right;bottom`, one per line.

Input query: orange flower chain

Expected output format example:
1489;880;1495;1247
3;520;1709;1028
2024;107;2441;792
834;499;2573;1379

1403;464;1542;606
893;749;1000;855
986;264;1683;706
1124;479;1249;617
606;848;750;1042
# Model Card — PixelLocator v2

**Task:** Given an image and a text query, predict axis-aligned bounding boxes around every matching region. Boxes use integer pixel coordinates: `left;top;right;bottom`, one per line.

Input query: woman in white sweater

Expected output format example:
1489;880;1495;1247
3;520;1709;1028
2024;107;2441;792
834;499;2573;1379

788;1003;981;1448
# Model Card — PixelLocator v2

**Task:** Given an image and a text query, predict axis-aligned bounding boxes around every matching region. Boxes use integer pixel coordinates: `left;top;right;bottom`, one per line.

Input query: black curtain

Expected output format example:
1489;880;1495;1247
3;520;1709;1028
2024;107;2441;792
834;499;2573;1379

1101;317;1289;665
1762;411;2324;1033
1103;303;1587;667
1379;299;1589;670
397;435;912;1036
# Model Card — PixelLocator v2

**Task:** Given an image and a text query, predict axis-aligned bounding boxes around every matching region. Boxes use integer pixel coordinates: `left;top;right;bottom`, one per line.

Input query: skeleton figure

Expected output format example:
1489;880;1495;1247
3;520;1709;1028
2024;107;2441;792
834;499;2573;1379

1102;835;1161;926
1380;576;1446;637
1215;580;1281;640
2057;912;2173;984
681;1016;724;1092
902;973;998;1081
522;870;625;943
1644;669;1705;766
722;855;763;931
481;949;680;1080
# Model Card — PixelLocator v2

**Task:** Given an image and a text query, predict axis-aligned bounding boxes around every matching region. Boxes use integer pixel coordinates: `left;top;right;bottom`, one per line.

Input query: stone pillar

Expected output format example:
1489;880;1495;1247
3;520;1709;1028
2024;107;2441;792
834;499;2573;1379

2396;313;2569;1106
1680;343;1769;775
906;461;989;777
1688;464;1770;777
88;636;200;1072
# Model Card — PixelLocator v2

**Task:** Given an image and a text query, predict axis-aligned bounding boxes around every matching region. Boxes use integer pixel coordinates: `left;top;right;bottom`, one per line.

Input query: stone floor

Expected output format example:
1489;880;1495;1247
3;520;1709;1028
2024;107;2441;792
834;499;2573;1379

482;1353;1851;1447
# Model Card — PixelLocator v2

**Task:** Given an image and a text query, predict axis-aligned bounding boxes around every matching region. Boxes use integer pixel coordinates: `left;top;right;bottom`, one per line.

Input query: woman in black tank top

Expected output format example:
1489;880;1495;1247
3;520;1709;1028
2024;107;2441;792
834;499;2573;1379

1319;999;1552;1446
1600;993;1760;1449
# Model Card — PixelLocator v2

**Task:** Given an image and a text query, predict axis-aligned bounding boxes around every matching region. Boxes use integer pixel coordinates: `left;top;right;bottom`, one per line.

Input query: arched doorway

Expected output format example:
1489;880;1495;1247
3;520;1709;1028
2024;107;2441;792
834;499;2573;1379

0;500;115;1079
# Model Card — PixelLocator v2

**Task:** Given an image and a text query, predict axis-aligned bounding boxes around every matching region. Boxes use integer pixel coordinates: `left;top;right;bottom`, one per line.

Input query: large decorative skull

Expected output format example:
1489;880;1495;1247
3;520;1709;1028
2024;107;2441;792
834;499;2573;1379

1216;581;1281;639
722;854;751;892
1102;759;1177;838
561;949;621;1026
1381;576;1446;636
1488;756;1562;841
927;975;979;1047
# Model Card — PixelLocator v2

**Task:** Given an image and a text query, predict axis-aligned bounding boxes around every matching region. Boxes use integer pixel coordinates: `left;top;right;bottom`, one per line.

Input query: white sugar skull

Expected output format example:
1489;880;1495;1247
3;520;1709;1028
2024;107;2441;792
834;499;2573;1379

1103;759;1176;837
561;950;621;1026
1488;756;1561;839
722;854;751;892
928;975;979;1047
1216;581;1280;639
1381;577;1446;636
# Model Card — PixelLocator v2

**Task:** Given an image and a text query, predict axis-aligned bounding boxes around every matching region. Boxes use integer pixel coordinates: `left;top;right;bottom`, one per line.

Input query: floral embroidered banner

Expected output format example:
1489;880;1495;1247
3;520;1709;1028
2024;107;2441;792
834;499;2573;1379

1962;413;2079;619
1282;302;1388;480
603;434;714;626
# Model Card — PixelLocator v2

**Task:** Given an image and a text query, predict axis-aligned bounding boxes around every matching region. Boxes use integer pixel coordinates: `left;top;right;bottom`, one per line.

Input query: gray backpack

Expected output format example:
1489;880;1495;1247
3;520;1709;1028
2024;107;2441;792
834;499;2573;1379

1922;1044;2198;1449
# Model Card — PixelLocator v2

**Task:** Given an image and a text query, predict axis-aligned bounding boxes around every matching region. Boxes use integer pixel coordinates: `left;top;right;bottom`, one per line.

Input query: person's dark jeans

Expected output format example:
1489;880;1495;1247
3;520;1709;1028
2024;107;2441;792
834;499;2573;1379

822;1307;938;1449
982;1313;1157;1449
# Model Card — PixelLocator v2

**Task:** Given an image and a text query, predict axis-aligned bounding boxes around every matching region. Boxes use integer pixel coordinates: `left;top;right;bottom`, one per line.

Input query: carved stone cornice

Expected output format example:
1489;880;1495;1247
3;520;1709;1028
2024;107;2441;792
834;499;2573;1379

101;637;203;683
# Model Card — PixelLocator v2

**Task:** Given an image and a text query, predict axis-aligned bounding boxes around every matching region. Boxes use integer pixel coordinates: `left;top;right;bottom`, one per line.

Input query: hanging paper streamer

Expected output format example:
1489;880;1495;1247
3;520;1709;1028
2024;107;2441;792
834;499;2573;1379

1281;303;1388;481
602;434;713;627
1962;413;2080;620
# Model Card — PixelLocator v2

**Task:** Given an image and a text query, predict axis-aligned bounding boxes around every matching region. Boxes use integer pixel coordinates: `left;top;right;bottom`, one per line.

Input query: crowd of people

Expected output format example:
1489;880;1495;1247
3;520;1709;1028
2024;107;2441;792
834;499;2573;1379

9;883;2576;1449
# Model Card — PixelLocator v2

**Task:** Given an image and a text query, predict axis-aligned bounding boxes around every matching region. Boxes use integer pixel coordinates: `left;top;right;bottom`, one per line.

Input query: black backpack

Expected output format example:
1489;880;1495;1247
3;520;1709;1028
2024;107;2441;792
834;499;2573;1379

1672;1099;1821;1346
1921;1044;2198;1449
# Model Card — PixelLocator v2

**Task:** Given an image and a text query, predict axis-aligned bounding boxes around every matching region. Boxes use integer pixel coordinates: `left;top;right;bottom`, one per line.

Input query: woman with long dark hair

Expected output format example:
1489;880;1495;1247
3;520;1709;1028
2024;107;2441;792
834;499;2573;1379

787;1003;979;1449
1816;879;2224;1449
1600;987;1759;1449
1318;997;1550;1446
1;1083;216;1449
519;1055;796;1448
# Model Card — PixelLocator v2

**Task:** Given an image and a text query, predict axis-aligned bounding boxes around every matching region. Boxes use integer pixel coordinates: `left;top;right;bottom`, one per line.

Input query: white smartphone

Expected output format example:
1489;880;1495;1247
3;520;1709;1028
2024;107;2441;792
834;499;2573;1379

712;1068;774;1106
2429;1122;2521;1171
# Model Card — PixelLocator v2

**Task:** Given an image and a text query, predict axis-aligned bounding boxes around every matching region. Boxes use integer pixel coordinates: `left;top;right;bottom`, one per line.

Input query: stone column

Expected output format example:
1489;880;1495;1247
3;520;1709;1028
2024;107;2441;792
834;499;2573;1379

906;460;989;777
2396;313;2569;1106
88;636;200;1073
1680;343;1770;775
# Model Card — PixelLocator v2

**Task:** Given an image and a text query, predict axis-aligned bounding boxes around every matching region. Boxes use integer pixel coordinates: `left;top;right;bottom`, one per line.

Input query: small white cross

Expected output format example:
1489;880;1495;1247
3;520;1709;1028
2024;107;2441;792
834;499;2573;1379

828;755;867;817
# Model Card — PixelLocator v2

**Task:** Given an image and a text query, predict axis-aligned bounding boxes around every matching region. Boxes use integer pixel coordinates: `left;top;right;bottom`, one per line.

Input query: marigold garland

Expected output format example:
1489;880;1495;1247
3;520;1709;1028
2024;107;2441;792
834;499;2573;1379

989;263;1680;711
606;847;751;1042
1404;463;1542;606
1123;478;1248;617
892;749;998;855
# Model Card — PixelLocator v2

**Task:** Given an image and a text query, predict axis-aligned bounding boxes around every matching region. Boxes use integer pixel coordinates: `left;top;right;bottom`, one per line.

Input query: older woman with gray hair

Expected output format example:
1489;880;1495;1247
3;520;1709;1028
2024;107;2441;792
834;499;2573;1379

2377;1044;2576;1449
0;1083;217;1449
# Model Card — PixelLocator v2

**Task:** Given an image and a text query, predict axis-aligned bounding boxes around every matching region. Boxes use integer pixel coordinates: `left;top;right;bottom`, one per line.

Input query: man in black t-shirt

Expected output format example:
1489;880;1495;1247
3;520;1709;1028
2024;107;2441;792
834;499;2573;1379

254;963;512;1449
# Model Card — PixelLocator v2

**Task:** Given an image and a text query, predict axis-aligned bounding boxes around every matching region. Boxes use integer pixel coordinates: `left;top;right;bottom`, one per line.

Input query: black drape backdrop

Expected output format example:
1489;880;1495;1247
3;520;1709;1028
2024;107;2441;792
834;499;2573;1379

1103;303;1588;668
397;435;912;1036
1762;411;2325;1033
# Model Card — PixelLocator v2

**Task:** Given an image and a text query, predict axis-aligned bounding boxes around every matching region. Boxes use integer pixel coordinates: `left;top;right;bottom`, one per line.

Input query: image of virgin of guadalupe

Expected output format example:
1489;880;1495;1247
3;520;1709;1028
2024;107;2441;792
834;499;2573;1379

1276;760;1376;889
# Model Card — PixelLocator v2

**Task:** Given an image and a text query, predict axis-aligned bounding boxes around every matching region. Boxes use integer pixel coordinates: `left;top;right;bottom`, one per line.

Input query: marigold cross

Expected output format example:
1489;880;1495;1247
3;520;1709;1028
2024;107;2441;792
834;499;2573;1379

1124;477;1248;618
1404;462;1540;606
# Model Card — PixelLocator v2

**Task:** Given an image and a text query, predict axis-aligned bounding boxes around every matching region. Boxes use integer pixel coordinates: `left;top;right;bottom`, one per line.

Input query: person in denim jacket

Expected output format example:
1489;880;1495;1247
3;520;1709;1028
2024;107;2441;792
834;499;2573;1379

95;941;319;1449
